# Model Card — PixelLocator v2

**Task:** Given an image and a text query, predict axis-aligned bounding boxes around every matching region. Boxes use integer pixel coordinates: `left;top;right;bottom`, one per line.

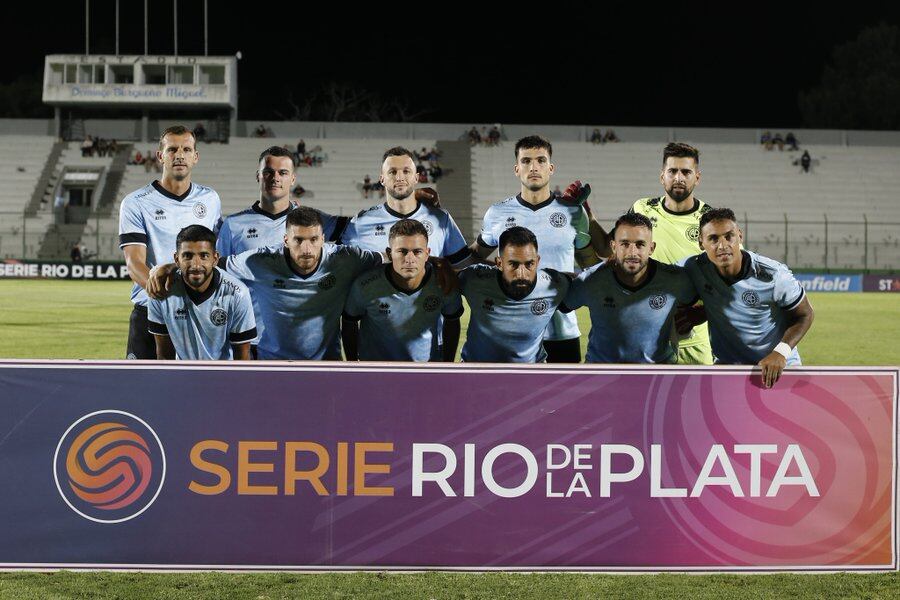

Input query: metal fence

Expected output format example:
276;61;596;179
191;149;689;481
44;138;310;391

1;210;899;271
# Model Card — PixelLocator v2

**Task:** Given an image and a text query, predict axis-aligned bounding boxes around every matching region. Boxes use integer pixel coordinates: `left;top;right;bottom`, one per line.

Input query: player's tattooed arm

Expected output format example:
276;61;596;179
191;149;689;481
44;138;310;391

153;334;176;360
758;296;815;389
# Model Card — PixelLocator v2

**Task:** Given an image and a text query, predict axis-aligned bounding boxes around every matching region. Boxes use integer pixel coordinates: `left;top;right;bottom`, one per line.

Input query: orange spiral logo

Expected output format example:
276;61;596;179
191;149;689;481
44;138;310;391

54;411;166;523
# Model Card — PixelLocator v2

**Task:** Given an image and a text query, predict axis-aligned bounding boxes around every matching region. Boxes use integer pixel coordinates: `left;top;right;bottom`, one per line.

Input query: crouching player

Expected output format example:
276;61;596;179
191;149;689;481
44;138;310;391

342;219;463;361
148;225;256;360
681;208;815;387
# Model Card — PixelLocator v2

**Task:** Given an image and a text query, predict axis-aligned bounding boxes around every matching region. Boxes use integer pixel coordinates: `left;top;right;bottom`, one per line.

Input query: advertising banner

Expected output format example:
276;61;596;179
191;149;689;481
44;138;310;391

0;261;129;280
794;274;862;292
0;361;895;572
863;275;900;292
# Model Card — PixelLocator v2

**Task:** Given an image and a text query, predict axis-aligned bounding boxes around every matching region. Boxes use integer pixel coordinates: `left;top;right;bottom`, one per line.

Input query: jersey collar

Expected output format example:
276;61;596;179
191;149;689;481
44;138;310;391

251;201;295;220
661;196;700;216
515;194;555;212
152;180;193;202
612;259;658;293
184;269;221;305
716;250;753;286
384;200;421;219
385;262;433;295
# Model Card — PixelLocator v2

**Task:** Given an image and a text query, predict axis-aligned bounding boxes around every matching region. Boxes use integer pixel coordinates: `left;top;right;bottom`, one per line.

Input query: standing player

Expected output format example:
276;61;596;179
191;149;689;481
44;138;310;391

225;206;383;360
561;213;697;363
460;227;570;363
471;135;599;363
119;125;222;359
342;219;463;362
588;142;713;364
148;226;256;360
341;147;473;268
682;208;815;388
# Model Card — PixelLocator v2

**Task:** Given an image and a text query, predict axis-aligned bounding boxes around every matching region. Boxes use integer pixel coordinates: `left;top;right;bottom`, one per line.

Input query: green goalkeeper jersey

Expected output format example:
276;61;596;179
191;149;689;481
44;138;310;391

630;196;711;350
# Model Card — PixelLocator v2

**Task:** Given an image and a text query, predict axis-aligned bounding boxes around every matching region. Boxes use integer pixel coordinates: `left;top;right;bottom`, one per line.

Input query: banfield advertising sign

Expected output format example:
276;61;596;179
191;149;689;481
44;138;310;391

0;361;896;572
795;274;862;292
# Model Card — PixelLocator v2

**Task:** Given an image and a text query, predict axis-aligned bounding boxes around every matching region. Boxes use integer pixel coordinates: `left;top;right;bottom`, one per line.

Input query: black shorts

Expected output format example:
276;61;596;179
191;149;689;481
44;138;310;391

126;304;157;360
542;338;582;364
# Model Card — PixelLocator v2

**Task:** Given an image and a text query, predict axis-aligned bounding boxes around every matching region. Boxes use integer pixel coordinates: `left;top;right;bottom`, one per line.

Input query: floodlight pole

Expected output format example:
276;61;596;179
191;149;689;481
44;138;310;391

204;0;208;56
173;0;178;56
144;0;148;55
84;0;89;55
115;0;119;55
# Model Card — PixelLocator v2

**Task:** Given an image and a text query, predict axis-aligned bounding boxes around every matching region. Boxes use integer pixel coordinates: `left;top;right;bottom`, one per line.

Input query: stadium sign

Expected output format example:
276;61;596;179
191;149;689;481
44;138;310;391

0;362;895;572
794;274;862;292
0;261;129;280
863;275;900;292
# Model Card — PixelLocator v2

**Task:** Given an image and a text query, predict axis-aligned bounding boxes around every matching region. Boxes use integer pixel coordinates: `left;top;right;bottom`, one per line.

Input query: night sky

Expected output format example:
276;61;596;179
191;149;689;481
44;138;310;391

4;1;900;127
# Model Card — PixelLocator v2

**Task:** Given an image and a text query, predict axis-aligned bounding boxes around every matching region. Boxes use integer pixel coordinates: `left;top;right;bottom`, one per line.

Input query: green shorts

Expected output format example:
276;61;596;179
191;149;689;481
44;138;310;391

677;343;714;365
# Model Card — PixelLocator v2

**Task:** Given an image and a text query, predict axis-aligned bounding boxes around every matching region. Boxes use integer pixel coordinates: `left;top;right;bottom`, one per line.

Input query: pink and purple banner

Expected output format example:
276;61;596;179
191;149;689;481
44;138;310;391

0;361;896;571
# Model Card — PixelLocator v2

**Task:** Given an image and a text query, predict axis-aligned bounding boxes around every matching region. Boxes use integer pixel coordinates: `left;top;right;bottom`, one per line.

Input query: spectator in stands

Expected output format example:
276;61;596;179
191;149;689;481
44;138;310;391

488;126;501;146
254;124;271;138
309;146;326;166
363;174;373;198
786;132;799;151
467;127;481;146
427;147;441;162
292;183;306;198
480;127;489;145
110;139;119;156
296;139;306;160
761;131;773;150
773;132;785;151
799;150;812;173
70;242;82;264
590;128;603;144
428;163;444;182
603;129;620;143
194;122;207;143
131;150;144;165
81;136;93;157
416;163;428;183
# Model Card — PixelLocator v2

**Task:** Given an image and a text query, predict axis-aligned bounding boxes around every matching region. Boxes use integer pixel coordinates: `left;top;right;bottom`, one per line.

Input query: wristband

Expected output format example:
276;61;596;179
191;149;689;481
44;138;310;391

773;342;792;360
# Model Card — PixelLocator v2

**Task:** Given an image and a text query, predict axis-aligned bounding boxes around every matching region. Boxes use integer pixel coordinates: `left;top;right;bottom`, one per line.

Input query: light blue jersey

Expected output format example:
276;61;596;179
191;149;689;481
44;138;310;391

216;202;345;256
147;268;256;360
477;195;591;341
682;250;805;365
343;264;464;361
341;201;472;266
459;264;570;363
562;260;698;363
119;181;222;307
216;202;346;346
225;243;383;360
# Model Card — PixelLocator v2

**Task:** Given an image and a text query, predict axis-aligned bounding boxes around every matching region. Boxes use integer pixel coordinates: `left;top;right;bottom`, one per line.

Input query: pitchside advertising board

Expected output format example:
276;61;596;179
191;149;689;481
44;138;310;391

0;361;896;572
0;261;130;280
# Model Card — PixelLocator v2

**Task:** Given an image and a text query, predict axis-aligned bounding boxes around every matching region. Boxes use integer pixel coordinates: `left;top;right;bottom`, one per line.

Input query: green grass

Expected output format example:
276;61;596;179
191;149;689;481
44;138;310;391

0;281;898;364
0;281;897;596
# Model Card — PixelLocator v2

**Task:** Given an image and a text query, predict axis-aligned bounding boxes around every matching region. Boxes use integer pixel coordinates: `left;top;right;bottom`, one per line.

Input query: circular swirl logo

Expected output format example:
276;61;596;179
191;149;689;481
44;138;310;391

549;212;568;228
53;411;166;524
192;202;207;218
210;307;228;326
741;290;760;307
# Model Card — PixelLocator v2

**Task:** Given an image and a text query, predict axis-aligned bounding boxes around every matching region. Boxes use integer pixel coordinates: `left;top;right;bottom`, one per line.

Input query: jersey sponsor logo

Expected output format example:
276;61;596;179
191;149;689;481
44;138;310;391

741;290;761;307
210;308;228;326
318;274;337;290
374;225;386;236
475;268;493;279
174;307;189;320
649;216;658;228
193;203;208;219
153;209;166;221
423;295;440;312
649;294;668;310
531;298;550;315
361;272;380;287
378;301;391;315
53;410;166;524
504;217;517;229
539;272;551;282
482;298;495;312
603;296;616;308
420;220;434;236
246;228;259;239
685;225;700;242
549;212;568;228
273;278;286;289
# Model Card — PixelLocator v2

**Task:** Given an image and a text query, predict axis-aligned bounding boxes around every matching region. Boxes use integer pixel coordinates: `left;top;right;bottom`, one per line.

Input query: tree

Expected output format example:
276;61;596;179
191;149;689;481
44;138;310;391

799;23;900;129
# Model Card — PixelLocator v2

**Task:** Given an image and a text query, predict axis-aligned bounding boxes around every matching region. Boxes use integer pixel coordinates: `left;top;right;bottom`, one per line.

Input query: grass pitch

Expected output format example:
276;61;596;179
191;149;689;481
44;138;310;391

0;280;897;598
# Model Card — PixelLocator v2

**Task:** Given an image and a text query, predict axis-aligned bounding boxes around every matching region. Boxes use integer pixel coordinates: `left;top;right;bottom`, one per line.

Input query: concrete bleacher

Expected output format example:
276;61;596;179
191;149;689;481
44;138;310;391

0;135;56;212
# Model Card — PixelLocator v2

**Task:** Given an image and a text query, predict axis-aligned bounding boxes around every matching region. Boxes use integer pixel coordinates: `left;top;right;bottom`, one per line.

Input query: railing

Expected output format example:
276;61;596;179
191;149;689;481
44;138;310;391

0;210;898;271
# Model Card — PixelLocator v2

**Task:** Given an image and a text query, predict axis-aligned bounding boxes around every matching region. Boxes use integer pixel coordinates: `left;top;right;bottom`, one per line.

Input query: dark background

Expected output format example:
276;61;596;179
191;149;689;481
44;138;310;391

4;2;900;128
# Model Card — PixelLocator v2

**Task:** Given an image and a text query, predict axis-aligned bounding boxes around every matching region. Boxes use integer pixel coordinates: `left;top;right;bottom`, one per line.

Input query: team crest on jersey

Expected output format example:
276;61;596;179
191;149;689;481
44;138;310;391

246;228;259;239
504;217;517;229
482;298;495;312
423;295;440;312
648;294;667;310
374;224;386;236
210;308;227;326
741;291;760;307
273;278;286;289
649;216;658;228
603;296;616;308
530;298;550;315
420;220;434;236
154;209;166;221
378;301;391;315
318;274;337;290
174;307;189;320
193;203;207;219
549;212;567;228
685;225;700;242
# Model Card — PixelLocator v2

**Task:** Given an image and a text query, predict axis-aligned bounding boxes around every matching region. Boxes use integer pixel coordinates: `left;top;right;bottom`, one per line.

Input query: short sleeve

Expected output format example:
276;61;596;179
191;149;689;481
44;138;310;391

441;212;471;265
441;288;464;319
319;210;348;243
572;207;591;250
340;217;359;245
350;246;384;275
477;206;499;248
225;248;258;282
216;218;233;256
228;284;257;343
774;267;805;310
118;197;148;247
147;300;168;335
